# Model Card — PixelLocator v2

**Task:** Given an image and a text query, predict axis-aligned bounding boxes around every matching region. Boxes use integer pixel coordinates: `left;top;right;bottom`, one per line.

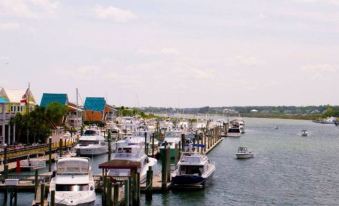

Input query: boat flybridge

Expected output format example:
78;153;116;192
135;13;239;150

74;128;108;156
171;151;215;189
49;157;96;206
109;139;157;183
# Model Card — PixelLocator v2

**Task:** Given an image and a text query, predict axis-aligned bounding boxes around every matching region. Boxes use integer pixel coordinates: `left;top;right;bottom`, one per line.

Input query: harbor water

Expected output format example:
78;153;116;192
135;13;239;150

2;118;339;205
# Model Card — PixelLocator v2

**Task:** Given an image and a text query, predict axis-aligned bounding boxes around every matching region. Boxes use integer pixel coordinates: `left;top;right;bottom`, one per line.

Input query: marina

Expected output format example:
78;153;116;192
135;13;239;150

0;118;338;205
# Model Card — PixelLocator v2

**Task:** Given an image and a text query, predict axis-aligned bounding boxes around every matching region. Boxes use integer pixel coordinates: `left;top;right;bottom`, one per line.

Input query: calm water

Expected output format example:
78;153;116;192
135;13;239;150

2;118;339;206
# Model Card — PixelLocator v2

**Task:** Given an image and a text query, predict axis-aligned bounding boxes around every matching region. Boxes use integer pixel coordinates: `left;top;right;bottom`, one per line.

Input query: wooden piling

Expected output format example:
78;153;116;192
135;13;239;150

59;139;62;157
34;169;38;198
113;183;119;206
48;137;52;172
50;190;55;206
144;132;148;156
108;131;112;161
181;134;185;152
40;183;45;206
146;166;153;201
124;178;130;206
151;133;155;157
106;179;112;206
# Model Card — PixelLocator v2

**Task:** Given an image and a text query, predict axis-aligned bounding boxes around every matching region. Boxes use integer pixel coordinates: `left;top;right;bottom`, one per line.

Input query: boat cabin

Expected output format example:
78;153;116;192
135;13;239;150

56;158;89;175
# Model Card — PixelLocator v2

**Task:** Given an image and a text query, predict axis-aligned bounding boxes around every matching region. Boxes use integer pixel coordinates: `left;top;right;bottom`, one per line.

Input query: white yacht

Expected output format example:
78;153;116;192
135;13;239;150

235;146;254;159
171;152;215;188
227;127;241;137
49;157;96;206
74;128;108;156
109;140;157;183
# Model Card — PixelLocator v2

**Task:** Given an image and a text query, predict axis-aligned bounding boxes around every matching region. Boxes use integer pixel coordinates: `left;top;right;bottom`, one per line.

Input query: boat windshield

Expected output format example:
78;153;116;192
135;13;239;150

56;184;89;191
57;161;89;174
79;140;99;146
179;165;203;176
229;128;240;133
83;130;97;136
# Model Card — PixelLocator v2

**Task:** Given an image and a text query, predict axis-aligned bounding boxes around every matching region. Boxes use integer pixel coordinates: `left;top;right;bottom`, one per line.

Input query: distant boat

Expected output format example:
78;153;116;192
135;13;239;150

275;126;279;130
74;127;108;156
235;146;254;159
301;130;309;137
313;117;336;124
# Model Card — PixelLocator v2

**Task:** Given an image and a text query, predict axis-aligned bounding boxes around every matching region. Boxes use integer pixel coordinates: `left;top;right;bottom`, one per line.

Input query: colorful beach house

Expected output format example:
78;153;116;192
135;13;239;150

40;93;83;129
83;97;116;123
0;87;36;145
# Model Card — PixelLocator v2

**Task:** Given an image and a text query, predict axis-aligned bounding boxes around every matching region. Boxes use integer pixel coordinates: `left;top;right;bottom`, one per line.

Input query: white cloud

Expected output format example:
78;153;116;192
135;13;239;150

301;64;337;80
160;48;180;55
235;55;260;67
0;22;21;31
294;0;339;5
94;5;137;23
0;0;59;18
301;64;336;73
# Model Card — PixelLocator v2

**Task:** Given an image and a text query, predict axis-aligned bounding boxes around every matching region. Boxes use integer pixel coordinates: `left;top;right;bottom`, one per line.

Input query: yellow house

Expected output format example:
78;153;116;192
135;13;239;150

0;88;36;145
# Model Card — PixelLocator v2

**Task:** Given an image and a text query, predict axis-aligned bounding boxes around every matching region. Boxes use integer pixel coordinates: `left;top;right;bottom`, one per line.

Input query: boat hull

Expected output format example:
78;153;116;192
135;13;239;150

227;133;241;137
236;153;254;159
171;175;206;189
76;147;108;156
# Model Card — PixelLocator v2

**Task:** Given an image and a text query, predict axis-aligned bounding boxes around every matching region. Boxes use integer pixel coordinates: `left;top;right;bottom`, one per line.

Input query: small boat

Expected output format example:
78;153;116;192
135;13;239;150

275;126;279;130
227;127;241;137
301;130;309;137
20;153;47;171
49;157;96;206
235;146;254;159
171;152;215;189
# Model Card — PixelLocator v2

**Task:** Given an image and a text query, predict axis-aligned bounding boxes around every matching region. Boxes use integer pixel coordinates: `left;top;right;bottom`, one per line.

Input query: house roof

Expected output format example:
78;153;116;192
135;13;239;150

84;97;106;112
0;97;8;103
40;93;68;107
0;88;36;104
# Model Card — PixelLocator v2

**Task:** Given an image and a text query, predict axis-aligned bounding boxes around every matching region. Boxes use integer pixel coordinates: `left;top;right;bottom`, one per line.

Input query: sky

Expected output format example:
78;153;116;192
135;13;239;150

0;0;339;107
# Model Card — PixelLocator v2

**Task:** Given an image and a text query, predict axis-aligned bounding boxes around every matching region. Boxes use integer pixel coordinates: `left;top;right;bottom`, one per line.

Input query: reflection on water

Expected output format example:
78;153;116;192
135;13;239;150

2;118;339;205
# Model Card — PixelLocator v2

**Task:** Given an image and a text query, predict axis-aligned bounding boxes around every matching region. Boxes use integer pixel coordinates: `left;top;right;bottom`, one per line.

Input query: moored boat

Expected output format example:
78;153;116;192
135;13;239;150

171;152;215;189
74;128;108;156
49;157;96;206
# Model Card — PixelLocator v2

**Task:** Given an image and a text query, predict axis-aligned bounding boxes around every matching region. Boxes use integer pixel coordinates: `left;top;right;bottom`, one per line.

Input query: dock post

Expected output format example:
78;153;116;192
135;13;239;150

51;190;55;206
181;134;185;152
131;168;139;206
41;183;45;206
59;138;62;157
161;144;167;191
174;143;179;164
106;179;112;206
136;172;140;205
102;175;107;205
14;186;17;206
113;182;119;206
34;169;38;198
108;131;112;161
166;146;171;183
48;137;52;172
146;166;153;201
144;132;148;156
50;190;55;206
124;178;130;206
151;133;155;157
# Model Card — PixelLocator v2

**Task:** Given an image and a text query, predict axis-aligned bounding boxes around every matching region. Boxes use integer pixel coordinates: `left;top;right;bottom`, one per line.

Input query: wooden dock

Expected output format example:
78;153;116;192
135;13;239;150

140;174;171;192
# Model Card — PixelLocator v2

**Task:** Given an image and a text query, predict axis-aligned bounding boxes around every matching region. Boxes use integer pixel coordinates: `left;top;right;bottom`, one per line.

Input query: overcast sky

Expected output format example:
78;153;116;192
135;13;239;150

1;0;338;107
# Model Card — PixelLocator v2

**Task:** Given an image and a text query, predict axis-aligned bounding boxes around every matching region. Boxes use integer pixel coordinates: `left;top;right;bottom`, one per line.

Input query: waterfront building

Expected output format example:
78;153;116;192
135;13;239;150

83;97;116;123
0;87;36;145
40;93;83;129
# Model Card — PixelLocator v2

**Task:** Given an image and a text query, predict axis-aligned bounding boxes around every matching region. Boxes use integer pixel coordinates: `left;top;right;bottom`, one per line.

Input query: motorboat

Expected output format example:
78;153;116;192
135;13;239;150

301;129;309;137
20;153;47;171
171;152;215;189
227;127;241;137
235;146;254;159
74;128;108;156
109;140;157;183
49;157;96;206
